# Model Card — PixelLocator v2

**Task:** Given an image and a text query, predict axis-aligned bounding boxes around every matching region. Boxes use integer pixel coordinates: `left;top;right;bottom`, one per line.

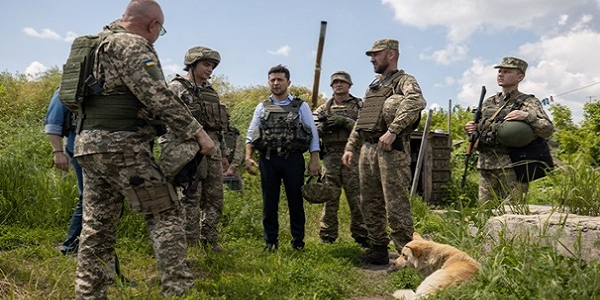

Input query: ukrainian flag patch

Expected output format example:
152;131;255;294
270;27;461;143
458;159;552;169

144;58;157;67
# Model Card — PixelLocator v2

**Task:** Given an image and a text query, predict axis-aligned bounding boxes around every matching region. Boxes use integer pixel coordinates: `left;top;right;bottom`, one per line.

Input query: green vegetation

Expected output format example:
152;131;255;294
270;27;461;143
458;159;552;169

1;71;599;299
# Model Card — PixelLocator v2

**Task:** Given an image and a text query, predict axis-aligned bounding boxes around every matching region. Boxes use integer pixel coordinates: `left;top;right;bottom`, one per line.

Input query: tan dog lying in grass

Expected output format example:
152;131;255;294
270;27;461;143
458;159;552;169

391;232;480;300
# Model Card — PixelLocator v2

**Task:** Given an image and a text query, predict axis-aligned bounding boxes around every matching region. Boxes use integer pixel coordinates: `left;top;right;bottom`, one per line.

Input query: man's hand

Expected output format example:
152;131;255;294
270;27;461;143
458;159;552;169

308;151;319;176
504;110;529;121
196;129;215;156
378;131;396;152
53;151;69;172
245;158;259;176
223;167;235;176
341;151;353;169
221;156;230;173
465;121;477;135
325;115;348;129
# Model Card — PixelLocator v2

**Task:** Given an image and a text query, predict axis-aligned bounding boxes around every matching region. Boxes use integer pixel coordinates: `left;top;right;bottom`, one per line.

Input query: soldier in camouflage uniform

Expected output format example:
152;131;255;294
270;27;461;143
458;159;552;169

223;125;244;191
72;1;215;298
161;46;230;252
342;39;426;265
313;71;369;247
465;57;554;204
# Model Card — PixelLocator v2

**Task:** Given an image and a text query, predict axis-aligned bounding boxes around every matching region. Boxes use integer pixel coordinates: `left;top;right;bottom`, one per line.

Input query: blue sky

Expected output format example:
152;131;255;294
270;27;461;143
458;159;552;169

1;0;599;123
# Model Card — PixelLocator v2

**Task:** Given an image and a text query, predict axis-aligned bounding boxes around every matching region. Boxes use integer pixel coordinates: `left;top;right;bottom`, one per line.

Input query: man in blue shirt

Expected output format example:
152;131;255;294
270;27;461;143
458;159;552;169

44;87;83;255
245;64;320;251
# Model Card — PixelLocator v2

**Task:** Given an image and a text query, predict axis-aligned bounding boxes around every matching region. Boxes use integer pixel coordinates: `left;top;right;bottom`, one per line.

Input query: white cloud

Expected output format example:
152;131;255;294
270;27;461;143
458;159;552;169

25;61;48;81
456;27;600;123
420;43;468;65
162;63;181;75
64;31;79;43
382;0;577;43
23;27;79;42
558;15;569;26
267;45;291;56
23;27;61;40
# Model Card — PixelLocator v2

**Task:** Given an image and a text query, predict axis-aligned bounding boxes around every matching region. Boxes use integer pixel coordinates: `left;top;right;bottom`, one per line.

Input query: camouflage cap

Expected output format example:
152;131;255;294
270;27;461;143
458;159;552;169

183;46;221;71
365;39;399;55
330;70;353;86
494;57;528;74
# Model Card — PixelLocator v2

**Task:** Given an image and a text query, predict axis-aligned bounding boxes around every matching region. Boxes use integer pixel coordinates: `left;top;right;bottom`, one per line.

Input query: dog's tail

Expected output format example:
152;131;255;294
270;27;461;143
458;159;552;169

392;289;416;300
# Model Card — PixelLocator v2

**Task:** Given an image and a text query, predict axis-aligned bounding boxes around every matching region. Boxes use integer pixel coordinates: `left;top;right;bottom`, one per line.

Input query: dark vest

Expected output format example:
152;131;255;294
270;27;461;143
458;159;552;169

355;70;406;138
171;75;229;132
251;97;312;155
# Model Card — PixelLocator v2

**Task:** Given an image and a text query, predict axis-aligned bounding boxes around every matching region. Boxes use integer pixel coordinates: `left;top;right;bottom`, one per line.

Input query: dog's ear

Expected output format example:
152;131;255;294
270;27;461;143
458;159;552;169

412;232;424;240
405;244;421;258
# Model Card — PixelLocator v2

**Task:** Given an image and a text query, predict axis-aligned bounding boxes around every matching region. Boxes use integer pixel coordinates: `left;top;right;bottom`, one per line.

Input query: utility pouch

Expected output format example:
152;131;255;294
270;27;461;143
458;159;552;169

124;182;178;219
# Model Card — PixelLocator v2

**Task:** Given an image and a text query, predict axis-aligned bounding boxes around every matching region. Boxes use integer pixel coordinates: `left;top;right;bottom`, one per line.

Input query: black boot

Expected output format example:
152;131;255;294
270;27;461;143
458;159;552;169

354;237;371;249
360;245;389;265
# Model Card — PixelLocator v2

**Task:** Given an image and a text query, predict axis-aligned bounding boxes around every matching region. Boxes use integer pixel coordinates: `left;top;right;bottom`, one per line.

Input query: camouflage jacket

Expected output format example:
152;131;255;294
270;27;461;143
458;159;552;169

164;77;227;161
75;23;201;157
476;89;554;170
313;95;362;150
345;70;426;154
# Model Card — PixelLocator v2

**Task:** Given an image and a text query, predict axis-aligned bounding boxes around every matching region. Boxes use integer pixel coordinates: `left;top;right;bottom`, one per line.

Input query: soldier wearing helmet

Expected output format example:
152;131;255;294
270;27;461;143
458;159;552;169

312;71;369;248
159;45;230;252
465;57;554;204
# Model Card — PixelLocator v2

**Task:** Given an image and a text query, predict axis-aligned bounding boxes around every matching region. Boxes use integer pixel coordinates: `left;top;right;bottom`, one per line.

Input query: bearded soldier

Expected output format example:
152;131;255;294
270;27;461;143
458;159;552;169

342;39;426;265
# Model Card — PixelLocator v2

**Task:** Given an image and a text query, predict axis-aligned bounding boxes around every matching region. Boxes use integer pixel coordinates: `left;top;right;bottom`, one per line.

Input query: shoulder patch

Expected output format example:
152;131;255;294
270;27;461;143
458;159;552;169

144;58;157;67
412;82;422;94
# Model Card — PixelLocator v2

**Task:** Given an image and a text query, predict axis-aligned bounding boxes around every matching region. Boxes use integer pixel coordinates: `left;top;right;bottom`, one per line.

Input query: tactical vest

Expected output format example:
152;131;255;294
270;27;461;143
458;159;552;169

60;27;162;133
321;97;362;147
223;126;240;163
355;70;408;138
251;98;312;155
479;93;532;150
60;27;124;112
172;75;229;132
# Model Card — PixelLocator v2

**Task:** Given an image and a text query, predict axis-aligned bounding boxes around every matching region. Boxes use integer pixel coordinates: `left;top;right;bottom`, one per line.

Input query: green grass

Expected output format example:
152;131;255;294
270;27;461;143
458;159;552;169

2;71;600;299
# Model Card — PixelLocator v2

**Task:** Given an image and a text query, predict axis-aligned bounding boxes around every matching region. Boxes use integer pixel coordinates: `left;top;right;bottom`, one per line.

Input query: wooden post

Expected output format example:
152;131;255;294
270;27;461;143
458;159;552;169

411;109;433;197
311;21;327;109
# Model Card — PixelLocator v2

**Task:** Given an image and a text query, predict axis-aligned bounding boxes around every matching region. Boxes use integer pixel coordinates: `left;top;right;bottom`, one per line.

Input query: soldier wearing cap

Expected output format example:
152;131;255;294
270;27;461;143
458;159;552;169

342;39;426;265
465;57;554;204
312;71;369;248
159;45;230;252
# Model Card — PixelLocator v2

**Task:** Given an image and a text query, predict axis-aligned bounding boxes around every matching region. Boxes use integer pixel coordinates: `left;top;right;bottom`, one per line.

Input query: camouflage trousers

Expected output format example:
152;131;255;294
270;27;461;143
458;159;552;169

76;152;193;299
182;156;224;246
358;142;414;251
479;168;529;204
319;150;368;241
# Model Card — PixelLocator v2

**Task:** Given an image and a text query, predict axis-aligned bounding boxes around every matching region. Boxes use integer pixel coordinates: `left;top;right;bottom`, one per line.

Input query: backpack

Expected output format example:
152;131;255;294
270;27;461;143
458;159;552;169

59;33;108;112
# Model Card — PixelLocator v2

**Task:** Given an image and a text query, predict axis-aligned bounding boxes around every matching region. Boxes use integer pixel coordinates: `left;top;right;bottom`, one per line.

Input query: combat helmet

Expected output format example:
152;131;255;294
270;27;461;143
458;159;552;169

301;176;341;204
183;46;221;71
496;120;537;148
158;137;200;183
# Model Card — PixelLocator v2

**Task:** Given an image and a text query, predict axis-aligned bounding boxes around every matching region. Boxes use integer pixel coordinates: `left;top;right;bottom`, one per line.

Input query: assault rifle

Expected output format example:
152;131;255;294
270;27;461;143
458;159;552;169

460;86;486;188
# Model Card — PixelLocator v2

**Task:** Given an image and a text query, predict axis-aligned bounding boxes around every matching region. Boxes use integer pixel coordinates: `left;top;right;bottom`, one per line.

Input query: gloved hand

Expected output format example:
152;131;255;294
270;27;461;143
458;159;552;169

324;115;348;129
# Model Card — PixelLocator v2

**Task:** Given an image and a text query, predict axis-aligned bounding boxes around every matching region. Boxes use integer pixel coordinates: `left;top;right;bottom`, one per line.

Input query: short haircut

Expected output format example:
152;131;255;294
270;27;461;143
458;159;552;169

268;64;290;80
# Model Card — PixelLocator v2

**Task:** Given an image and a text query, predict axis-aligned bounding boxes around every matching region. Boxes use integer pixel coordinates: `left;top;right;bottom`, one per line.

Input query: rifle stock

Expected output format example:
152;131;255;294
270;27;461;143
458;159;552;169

311;21;327;109
460;85;486;188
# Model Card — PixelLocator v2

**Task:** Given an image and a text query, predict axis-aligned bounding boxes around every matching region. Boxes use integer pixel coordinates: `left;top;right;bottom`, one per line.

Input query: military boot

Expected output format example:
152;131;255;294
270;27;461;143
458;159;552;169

360;244;389;265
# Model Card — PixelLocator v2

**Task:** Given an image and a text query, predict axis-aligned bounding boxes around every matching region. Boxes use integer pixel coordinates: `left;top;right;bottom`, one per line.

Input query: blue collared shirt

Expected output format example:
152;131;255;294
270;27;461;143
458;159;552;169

44;88;76;153
246;94;320;152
